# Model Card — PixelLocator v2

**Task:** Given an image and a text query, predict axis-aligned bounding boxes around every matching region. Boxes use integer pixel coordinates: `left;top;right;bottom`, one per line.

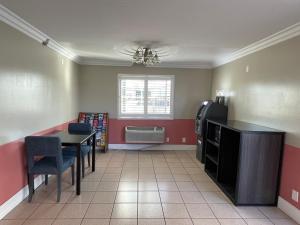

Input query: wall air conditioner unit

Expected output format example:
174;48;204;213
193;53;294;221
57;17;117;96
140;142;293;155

125;126;165;144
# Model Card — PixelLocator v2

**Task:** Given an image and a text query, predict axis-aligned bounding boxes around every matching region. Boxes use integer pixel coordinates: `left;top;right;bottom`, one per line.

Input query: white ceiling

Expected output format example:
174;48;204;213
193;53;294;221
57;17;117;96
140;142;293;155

1;0;300;67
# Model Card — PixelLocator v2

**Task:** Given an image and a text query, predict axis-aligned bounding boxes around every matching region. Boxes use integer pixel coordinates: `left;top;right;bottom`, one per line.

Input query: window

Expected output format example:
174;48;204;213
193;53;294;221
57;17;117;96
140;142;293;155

118;74;174;119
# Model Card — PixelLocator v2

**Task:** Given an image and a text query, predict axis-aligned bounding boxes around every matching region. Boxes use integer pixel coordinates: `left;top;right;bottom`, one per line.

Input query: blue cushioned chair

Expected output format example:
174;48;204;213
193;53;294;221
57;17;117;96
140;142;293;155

25;136;75;202
63;123;92;178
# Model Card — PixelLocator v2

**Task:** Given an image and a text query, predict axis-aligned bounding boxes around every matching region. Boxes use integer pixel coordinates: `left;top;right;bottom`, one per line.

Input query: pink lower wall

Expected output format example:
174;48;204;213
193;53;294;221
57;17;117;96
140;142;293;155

108;119;197;145
279;144;300;209
0;121;71;205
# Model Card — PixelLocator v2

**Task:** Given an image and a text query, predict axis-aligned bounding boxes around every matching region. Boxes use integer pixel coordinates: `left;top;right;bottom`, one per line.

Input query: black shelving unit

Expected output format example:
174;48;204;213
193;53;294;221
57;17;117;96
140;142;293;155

205;119;285;206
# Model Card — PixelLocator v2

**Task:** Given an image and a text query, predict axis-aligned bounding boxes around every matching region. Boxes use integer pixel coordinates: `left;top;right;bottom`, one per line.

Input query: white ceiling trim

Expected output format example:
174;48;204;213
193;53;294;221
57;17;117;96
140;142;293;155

149;62;212;69
214;22;300;67
1;4;300;69
79;57;213;69
0;4;79;63
79;57;133;67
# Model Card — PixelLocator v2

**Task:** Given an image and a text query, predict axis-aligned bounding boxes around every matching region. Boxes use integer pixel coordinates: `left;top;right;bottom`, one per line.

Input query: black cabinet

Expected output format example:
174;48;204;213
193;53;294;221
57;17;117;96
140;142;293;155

205;120;285;206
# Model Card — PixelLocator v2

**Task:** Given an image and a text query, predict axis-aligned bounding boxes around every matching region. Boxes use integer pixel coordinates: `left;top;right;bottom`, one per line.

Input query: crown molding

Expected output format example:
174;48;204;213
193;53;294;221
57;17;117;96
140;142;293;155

0;4;80;63
78;57;133;67
79;57;213;69
149;62;213;69
214;22;300;67
2;3;300;69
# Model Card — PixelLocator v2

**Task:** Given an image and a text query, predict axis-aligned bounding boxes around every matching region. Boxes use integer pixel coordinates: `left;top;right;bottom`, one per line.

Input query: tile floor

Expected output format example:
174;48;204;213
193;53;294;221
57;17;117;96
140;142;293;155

1;150;298;225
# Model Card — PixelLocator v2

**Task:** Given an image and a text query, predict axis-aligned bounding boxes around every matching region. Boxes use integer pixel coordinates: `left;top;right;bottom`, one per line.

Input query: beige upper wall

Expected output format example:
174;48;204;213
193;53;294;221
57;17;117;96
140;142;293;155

79;65;212;119
212;35;300;147
0;21;80;144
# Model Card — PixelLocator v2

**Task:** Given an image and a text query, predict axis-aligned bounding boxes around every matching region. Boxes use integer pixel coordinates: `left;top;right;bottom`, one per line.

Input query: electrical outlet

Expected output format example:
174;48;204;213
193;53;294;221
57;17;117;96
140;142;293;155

292;190;299;202
182;137;186;143
166;137;169;143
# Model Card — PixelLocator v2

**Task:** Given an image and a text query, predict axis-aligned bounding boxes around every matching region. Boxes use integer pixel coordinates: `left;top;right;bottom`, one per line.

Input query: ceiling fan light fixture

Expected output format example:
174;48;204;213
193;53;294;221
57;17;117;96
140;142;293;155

123;46;163;66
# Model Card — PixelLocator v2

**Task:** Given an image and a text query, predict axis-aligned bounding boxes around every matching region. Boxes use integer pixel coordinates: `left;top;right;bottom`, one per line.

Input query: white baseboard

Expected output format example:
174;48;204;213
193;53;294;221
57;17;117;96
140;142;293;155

108;144;196;151
0;175;45;219
278;196;300;224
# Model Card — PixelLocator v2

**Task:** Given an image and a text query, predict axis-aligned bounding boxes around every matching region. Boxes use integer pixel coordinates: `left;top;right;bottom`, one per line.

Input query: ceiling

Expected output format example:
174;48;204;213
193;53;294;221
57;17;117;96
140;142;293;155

1;0;300;68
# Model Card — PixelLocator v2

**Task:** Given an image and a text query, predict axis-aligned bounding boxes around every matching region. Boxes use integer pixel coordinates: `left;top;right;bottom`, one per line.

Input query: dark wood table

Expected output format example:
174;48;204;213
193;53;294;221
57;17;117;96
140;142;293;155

54;130;96;195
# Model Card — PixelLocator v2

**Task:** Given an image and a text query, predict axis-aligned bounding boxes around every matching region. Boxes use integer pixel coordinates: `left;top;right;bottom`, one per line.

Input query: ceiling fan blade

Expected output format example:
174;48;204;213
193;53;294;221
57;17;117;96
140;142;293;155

119;52;134;56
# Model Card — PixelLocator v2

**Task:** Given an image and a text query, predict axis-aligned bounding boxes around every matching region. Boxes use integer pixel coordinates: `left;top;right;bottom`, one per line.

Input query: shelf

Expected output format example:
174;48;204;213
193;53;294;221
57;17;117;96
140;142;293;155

217;182;236;202
205;168;217;181
207;139;219;147
206;154;218;165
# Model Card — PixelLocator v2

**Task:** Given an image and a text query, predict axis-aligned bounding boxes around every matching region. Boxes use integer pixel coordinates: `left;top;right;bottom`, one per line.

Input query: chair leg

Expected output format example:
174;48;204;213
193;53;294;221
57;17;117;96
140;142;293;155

45;174;48;185
57;174;61;202
71;165;75;185
81;156;85;178
28;174;34;202
88;152;91;167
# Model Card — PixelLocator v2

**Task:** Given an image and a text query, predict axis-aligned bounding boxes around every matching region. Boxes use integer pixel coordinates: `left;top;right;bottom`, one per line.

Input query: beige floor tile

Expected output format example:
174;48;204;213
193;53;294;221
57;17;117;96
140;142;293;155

155;168;171;173
180;192;205;203
138;204;164;218
209;204;240;219
81;219;110;225
192;219;220;225
102;173;121;181
218;219;247;225
92;192;116;203
201;192;229;203
173;174;192;182
22;219;54;225
176;182;198;191
85;204;113;218
116;192;138;203
67;192;95;204
25;190;51;203
186;204;215;218
58;204;89;219
162;204;189;218
244;219;274;225
43;191;73;203
194;182;219;191
80;182;99;192
110;219;137;225
105;167;122;173
138;192;161;203
118;182;138;191
0;220;24;225
138;219;165;225
138;182;158;191
234;207;266;219
111;203;137;218
52;219;82;225
156;174;174;181
97;182;119;191
165;219;193;225
158;182;178;191
258;207;288;219
159;192;183;203
170;168;188;175
30;203;64;219
4;202;40;219
271;218;299;225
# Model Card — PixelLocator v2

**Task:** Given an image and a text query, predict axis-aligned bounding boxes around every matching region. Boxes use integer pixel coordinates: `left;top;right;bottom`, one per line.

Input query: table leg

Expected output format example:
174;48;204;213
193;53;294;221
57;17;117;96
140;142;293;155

76;144;81;195
92;133;96;172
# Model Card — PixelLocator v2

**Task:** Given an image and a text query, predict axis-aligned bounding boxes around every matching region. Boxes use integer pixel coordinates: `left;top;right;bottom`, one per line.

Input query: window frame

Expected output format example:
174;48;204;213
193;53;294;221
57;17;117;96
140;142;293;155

118;74;175;120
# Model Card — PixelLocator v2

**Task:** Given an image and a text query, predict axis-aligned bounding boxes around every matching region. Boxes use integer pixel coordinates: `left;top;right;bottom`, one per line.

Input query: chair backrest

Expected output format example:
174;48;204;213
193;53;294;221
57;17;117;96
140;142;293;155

25;136;63;172
68;123;92;135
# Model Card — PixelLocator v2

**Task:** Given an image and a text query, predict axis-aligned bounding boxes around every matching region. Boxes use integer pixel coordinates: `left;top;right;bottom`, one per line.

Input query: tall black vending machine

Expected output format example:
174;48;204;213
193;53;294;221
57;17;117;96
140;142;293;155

195;100;228;163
